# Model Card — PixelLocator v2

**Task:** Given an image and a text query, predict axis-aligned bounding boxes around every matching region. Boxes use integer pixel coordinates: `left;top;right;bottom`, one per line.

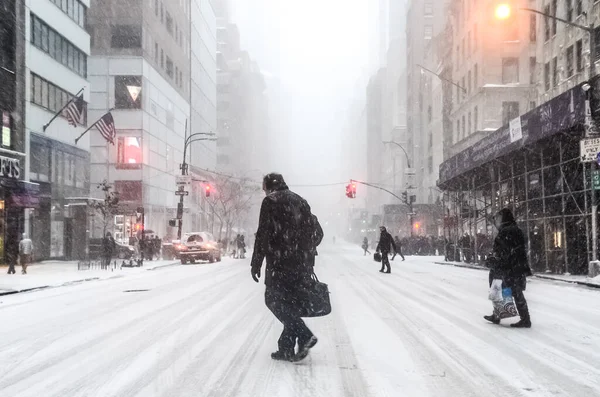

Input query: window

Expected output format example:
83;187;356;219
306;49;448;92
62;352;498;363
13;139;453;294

424;2;433;16
566;45;574;77
551;0;557;36
117;137;142;168
424;25;433;39
461;77;465;99
111;25;142;48
30;72;87;124
468;31;471;55
544;5;551;41
30;14;87;78
530;101;536;110
530;57;536;84
427;105;432;123
552;57;558;87
474;64;478;90
456;120;460;141
166;12;173;34
115;75;142;109
576;0;583;16
502;101;519;125
473;24;477;51
160;49;164;69
155;0;158;16
154;42;158;63
544;62;550;91
566;0;573;22
468;70;471;94
502;58;519;84
530;14;536;42
576;39;583;72
160;2;164;22
456;46;459;67
474;106;478;131
462;115;466;137
468;112;471;135
175;66;179;85
166;56;174;78
49;0;86;27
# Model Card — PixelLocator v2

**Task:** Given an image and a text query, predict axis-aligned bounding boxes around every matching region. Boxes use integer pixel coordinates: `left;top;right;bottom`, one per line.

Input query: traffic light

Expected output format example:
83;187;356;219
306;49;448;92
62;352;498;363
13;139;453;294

205;185;211;197
135;223;142;231
345;181;357;198
414;222;420;230
135;206;144;224
401;191;408;204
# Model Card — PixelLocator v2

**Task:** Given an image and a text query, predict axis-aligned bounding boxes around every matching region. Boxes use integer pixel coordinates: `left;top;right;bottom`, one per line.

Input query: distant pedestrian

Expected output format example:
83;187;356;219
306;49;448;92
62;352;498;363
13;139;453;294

484;208;533;328
102;232;116;269
392;236;405;261
18;233;33;274
376;226;396;274
362;237;371;256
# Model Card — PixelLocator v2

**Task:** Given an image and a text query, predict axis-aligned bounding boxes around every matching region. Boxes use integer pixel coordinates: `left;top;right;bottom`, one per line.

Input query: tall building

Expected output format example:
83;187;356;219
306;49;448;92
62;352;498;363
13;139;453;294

0;0;34;265
87;0;217;242
215;1;268;176
366;68;386;217
437;1;600;274
405;0;449;206
26;0;91;260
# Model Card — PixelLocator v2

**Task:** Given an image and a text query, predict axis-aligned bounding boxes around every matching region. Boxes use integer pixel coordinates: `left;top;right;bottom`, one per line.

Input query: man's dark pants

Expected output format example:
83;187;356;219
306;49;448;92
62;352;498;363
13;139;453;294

380;252;391;273
265;287;313;354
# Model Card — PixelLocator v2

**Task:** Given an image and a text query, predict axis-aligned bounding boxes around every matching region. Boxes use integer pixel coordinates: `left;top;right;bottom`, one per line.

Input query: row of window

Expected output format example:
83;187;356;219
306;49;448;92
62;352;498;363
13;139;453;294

30;73;87;125
30;14;87;78
455;105;479;143
544;0;585;41
154;0;185;49
456;63;478;103
154;42;185;88
49;0;86;28
543;40;584;91
30;141;87;188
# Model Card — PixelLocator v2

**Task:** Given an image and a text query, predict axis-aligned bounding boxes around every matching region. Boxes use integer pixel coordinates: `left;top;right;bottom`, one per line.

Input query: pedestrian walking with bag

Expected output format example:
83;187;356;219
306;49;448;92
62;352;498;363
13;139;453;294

376;226;396;273
251;173;330;362
484;208;533;328
18;233;33;274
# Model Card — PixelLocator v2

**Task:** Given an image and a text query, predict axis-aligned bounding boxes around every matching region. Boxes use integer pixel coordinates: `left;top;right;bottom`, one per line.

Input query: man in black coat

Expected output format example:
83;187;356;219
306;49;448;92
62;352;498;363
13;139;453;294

101;232;116;269
376;226;396;273
251;173;321;362
485;208;533;328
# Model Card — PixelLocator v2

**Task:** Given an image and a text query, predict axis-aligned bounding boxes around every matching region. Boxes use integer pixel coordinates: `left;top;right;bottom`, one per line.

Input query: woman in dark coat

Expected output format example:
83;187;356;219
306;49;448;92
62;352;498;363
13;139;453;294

484;208;533;328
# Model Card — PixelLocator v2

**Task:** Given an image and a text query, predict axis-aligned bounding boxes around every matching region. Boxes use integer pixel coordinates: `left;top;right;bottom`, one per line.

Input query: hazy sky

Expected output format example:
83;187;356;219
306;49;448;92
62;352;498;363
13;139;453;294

229;0;373;222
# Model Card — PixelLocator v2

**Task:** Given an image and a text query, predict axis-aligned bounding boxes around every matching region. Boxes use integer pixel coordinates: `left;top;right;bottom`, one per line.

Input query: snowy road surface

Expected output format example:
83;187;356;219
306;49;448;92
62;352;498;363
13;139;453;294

0;243;599;397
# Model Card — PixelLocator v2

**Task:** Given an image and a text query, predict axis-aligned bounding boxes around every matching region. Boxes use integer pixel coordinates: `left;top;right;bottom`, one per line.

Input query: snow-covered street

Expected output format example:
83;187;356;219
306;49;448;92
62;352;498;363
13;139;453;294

0;243;599;397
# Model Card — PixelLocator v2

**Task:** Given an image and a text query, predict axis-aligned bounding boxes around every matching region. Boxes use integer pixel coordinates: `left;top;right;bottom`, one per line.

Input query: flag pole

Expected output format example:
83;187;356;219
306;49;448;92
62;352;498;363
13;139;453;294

43;87;84;132
75;108;114;145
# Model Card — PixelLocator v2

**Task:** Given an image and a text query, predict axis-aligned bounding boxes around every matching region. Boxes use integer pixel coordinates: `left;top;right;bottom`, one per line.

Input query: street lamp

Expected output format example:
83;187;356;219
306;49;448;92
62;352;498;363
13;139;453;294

494;4;511;20
176;131;217;240
383;141;411;168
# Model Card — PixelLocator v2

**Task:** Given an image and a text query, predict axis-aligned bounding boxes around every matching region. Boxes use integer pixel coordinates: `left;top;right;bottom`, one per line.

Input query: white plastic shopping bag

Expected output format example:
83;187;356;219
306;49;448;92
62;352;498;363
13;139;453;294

488;279;503;302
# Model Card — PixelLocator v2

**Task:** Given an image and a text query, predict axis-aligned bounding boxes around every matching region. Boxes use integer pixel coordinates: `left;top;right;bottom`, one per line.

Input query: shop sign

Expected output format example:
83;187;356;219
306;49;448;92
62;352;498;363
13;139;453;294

0;155;19;179
580;137;600;162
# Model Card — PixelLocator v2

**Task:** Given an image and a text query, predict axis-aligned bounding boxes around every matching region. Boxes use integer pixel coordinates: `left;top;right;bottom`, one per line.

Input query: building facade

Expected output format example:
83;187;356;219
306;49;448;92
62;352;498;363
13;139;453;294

26;0;91;260
0;0;37;265
87;0;217;242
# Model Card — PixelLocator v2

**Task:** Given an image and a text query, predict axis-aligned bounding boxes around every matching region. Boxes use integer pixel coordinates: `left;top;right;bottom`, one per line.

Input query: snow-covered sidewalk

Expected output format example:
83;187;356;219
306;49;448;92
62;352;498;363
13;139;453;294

434;260;600;288
0;259;179;295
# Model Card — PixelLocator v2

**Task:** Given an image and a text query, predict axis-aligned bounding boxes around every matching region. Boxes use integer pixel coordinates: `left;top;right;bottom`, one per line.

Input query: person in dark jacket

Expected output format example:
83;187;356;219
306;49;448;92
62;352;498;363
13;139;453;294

376;226;396;273
102;232;116;269
251;173;321;362
484;208;533;328
392;236;405;261
362;237;371;256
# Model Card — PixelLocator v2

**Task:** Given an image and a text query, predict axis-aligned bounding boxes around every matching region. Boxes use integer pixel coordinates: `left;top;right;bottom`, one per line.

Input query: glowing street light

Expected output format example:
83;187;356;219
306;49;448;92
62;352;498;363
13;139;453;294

495;4;511;20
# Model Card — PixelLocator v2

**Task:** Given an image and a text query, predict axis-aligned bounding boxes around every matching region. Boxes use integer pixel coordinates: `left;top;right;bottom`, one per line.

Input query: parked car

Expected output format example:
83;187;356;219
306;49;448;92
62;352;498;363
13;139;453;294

88;238;136;260
178;232;222;264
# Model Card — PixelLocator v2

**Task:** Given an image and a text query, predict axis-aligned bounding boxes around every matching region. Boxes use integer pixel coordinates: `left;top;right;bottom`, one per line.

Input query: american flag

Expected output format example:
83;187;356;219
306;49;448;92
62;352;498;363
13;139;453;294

63;94;84;127
94;112;116;145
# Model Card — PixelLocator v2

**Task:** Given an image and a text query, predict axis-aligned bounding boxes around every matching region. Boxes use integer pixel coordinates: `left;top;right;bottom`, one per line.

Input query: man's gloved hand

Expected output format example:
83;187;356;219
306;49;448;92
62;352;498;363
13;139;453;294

251;266;261;283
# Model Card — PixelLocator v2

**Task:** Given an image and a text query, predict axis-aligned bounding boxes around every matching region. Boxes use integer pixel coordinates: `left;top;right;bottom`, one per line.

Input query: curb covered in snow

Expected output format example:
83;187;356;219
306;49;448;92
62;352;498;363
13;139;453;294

433;261;600;289
0;261;179;296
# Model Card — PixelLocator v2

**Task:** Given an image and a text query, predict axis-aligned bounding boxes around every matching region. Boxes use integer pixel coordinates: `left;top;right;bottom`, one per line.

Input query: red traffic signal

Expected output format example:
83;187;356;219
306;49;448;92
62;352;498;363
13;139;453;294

205;185;211;197
135;223;143;231
345;182;357;198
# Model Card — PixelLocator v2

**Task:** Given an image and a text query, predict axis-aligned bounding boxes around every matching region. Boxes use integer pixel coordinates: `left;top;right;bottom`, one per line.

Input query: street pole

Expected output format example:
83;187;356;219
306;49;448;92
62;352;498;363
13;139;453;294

177;120;188;241
589;23;598;261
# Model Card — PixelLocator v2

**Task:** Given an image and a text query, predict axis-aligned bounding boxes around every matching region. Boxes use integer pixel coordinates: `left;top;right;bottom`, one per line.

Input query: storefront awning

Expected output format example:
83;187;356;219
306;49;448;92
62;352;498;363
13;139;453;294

438;81;590;189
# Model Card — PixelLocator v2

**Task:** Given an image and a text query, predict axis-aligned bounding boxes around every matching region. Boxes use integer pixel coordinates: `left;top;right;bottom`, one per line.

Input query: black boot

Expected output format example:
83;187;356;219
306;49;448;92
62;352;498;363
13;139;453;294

271;350;293;361
291;336;318;363
484;314;500;325
511;318;532;328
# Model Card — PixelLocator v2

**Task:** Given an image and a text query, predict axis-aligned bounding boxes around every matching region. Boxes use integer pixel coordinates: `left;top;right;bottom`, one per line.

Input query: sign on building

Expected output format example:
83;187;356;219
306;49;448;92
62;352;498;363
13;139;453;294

580;137;600;162
509;117;523;143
